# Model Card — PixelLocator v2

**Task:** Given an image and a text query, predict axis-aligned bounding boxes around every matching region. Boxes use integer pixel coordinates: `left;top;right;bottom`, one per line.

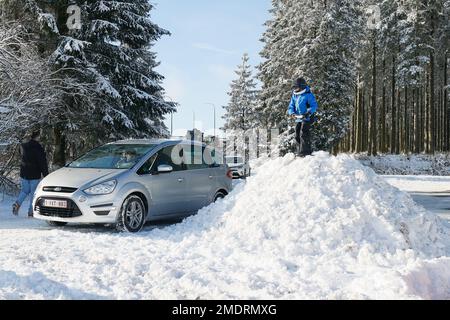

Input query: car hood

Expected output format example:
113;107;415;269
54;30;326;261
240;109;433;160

42;167;126;189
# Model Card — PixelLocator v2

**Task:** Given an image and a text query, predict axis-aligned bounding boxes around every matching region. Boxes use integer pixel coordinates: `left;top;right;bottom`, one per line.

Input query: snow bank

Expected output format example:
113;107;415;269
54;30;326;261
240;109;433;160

0;152;449;299
383;175;450;193
355;153;450;176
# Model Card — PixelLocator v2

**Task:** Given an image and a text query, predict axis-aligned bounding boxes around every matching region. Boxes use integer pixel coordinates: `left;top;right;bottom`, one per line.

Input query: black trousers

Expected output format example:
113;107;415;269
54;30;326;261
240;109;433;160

295;122;312;156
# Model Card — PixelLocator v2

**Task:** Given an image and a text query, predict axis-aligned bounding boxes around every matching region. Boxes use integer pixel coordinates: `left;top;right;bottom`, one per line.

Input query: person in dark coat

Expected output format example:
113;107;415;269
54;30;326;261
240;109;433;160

288;77;319;157
12;130;49;217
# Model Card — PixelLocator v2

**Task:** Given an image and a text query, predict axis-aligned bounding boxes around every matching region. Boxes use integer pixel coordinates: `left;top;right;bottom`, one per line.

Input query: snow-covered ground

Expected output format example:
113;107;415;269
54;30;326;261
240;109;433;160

355;154;450;176
0;152;449;300
383;175;450;193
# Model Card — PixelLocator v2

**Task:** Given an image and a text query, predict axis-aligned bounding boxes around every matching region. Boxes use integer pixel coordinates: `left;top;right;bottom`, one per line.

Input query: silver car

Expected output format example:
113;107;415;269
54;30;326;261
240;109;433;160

225;155;251;179
33;139;233;232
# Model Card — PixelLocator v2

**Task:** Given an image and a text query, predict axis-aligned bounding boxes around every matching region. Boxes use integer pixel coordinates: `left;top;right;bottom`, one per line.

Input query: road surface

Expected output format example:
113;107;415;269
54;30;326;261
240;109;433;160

382;175;450;225
410;192;450;224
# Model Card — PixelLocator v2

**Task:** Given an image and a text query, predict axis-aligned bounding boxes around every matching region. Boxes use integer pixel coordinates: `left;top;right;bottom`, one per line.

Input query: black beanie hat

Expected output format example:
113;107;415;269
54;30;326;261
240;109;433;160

293;77;307;90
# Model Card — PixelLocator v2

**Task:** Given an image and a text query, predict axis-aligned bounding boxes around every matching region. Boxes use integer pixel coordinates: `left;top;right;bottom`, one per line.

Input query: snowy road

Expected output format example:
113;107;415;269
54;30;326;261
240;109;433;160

410;193;450;223
382;175;450;223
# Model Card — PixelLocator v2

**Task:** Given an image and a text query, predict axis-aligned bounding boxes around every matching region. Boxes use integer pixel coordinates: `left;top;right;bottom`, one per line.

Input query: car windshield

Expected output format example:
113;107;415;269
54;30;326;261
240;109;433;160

225;156;244;164
68;144;157;169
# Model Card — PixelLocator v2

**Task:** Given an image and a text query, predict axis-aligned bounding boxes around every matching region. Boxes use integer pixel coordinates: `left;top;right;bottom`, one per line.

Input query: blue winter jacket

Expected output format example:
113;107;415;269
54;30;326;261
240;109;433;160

288;86;319;123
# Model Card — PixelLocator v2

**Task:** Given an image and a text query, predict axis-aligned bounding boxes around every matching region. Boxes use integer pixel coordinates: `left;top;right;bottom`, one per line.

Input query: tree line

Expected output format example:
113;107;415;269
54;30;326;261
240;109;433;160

338;0;449;155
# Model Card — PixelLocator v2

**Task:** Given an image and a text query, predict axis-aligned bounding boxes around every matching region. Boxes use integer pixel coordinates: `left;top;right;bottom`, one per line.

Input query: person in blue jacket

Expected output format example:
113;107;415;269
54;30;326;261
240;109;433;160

288;77;318;157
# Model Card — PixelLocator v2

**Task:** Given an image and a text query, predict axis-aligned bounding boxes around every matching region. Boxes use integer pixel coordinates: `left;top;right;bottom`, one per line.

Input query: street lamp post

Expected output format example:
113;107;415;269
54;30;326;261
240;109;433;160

205;102;216;140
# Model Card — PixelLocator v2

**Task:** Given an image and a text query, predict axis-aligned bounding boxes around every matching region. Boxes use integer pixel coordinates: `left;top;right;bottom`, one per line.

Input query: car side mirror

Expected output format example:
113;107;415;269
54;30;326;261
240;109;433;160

157;164;173;173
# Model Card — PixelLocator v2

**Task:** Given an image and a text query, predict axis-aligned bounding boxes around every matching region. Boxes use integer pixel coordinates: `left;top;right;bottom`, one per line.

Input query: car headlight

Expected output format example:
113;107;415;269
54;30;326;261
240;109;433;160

83;180;117;195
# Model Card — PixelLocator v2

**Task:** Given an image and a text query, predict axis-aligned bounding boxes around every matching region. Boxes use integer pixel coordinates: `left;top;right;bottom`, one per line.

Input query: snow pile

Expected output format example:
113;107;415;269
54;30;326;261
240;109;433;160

0;152;449;299
355;153;450;176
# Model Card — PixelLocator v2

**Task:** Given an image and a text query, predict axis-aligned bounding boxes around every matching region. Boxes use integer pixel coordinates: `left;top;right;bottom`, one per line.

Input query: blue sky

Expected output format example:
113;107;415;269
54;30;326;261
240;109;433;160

152;0;271;137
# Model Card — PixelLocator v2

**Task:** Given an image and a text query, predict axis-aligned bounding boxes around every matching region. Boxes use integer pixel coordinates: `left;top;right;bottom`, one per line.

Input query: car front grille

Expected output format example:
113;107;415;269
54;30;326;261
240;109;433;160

35;198;82;218
42;186;78;193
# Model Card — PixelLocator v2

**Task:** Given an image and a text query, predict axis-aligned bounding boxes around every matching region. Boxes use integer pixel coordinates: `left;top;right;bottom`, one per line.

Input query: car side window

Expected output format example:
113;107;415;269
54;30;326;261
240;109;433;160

206;147;220;168
137;153;158;175
150;146;184;173
185;145;210;170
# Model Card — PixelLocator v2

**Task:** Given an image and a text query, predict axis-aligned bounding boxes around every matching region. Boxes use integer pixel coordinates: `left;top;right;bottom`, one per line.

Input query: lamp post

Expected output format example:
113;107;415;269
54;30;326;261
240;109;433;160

205;102;216;140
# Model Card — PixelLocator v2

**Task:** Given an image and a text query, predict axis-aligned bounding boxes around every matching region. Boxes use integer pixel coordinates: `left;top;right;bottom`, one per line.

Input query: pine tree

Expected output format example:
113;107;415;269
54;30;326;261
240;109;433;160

302;0;363;151
257;0;292;130
223;53;258;132
52;0;176;139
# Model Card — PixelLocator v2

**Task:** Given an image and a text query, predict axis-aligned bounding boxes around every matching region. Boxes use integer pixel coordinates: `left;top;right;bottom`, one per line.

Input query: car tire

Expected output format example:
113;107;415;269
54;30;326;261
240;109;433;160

214;191;227;202
47;221;68;227
116;195;146;233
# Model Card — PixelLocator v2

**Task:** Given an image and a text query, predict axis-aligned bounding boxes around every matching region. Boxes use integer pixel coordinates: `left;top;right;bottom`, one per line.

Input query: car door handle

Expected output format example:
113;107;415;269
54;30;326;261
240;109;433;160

177;178;184;183
208;175;213;179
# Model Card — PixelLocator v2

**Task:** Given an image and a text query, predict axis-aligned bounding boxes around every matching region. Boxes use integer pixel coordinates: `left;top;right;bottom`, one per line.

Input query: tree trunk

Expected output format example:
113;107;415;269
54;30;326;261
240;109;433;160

437;88;442;151
396;89;401;154
420;85;424;153
53;126;66;168
430;52;436;154
356;84;363;153
404;86;409;154
425;72;430;153
414;88;420;153
362;92;368;152
445;51;449;151
380;58;386;153
370;34;377;156
391;56;397;154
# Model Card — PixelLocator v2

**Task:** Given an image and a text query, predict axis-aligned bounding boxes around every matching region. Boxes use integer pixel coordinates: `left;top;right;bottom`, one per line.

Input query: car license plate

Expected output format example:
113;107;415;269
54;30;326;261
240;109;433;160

43;199;68;208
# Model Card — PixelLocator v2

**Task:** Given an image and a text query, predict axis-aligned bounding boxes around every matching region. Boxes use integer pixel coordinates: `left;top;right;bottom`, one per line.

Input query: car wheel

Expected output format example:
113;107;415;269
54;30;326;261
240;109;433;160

116;195;146;233
47;221;68;227
214;191;226;202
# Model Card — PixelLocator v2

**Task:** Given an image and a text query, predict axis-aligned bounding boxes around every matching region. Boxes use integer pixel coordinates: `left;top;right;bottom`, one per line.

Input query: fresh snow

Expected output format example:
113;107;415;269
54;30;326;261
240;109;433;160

355;154;450;176
383;176;450;193
38;13;59;34
0;152;449;300
62;38;88;53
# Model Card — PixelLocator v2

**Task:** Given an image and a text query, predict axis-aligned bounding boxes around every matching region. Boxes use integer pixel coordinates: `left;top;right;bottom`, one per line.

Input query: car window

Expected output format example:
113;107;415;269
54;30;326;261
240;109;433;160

68;144;157;169
137;153;158;175
206;147;221;167
184;145;209;170
151;146;185;173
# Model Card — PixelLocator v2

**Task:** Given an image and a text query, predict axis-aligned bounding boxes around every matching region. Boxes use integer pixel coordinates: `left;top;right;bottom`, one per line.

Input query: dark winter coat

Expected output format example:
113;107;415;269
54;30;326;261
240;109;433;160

19;140;49;180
